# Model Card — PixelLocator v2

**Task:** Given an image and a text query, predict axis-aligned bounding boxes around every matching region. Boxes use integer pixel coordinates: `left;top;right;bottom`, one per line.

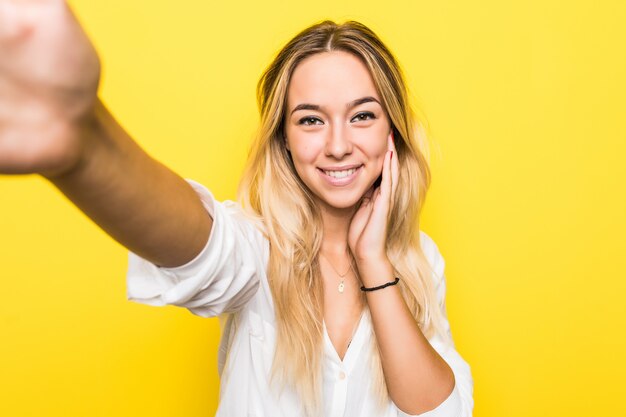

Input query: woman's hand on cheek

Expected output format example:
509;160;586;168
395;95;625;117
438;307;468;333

348;133;398;267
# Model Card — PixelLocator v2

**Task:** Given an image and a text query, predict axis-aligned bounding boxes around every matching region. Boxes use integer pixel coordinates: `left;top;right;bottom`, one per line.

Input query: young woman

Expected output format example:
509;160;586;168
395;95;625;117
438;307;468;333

0;1;473;416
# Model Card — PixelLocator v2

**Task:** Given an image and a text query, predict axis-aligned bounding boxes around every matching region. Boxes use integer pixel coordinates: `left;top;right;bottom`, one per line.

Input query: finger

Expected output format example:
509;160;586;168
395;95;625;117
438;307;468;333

0;2;20;41
372;186;382;204
370;185;390;234
389;132;399;198
0;0;67;39
350;193;375;241
379;148;393;204
371;183;386;215
0;1;47;47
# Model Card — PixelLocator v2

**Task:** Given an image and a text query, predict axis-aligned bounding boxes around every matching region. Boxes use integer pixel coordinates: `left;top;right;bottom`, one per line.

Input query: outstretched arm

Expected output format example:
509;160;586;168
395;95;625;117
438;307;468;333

0;0;212;267
49;100;213;267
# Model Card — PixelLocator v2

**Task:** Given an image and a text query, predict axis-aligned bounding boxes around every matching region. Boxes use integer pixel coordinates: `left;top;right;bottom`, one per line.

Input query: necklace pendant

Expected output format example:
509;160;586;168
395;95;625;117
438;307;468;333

338;280;345;293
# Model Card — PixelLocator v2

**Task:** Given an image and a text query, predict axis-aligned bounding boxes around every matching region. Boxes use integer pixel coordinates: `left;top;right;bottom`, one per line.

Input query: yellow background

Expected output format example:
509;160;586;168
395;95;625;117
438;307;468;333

1;0;625;415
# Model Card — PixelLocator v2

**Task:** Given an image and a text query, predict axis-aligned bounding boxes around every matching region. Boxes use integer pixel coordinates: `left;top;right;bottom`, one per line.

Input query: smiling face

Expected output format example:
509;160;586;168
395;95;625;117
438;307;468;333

284;50;391;212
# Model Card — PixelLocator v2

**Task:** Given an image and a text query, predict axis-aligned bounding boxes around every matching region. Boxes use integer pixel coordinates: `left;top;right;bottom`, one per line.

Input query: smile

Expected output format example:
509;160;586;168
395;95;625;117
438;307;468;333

317;165;363;186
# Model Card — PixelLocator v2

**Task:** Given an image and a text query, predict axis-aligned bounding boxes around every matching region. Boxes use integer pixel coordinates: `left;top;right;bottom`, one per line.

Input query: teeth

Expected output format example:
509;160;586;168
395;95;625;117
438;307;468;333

323;168;357;178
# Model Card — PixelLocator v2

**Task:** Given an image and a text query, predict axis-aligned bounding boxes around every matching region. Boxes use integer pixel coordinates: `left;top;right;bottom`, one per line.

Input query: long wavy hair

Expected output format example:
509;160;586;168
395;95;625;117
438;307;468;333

237;20;452;417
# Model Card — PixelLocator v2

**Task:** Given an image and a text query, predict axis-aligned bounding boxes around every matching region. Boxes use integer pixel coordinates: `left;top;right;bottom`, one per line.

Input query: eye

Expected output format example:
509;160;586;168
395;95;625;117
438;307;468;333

298;116;324;126
351;112;376;123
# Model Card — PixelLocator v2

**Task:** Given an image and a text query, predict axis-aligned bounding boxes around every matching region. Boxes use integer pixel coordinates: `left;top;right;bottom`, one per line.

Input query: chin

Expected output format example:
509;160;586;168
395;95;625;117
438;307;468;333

316;190;365;211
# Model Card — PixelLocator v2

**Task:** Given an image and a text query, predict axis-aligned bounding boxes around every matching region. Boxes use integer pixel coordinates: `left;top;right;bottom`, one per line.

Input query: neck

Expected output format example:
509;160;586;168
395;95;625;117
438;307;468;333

319;203;355;256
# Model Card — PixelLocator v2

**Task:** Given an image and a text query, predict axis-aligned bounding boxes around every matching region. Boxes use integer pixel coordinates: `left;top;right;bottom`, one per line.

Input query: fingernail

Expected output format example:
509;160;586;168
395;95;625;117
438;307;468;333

391;131;395;143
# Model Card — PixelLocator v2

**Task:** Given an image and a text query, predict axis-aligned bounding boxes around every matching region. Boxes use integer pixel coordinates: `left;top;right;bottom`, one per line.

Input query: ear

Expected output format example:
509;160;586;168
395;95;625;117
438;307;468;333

284;134;290;151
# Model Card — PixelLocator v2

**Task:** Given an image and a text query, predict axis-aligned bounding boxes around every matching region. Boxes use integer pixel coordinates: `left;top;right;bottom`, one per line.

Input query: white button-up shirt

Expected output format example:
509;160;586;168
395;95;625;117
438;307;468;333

127;180;474;416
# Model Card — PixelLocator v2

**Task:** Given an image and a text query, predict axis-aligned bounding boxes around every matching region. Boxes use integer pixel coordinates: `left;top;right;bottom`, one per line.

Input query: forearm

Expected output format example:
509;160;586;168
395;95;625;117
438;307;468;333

47;99;212;267
359;259;455;415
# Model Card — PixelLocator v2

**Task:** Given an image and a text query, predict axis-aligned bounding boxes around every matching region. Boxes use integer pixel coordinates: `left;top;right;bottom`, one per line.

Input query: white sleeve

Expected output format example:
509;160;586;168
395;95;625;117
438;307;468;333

398;232;475;417
125;180;266;318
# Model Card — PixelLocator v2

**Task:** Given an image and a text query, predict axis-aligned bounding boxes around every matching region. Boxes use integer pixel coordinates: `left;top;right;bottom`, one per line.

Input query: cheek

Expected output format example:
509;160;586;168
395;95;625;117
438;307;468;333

291;144;318;167
288;134;324;165
364;133;388;161
365;135;388;176
373;153;386;177
287;142;320;184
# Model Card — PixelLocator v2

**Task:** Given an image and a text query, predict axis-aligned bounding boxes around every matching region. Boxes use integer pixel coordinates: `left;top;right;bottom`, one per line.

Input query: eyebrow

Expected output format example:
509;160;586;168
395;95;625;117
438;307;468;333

290;96;381;116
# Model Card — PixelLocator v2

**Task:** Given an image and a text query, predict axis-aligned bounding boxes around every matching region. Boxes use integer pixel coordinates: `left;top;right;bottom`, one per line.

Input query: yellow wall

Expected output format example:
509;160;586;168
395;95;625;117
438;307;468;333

1;0;624;415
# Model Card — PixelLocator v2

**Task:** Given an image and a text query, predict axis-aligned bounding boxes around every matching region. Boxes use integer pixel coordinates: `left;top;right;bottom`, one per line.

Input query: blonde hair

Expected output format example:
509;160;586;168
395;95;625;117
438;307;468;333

237;20;452;416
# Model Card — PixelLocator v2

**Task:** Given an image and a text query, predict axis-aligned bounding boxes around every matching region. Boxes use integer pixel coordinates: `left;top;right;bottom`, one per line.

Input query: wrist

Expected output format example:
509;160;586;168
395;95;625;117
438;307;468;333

43;99;104;180
355;256;395;288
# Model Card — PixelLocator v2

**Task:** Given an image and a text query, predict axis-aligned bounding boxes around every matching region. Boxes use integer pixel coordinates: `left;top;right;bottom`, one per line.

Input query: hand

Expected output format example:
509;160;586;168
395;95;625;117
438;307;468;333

0;0;101;176
348;131;399;264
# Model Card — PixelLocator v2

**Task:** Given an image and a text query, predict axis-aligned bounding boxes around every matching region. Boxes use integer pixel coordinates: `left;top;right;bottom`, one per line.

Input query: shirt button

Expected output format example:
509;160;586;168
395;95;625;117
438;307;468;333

339;371;346;380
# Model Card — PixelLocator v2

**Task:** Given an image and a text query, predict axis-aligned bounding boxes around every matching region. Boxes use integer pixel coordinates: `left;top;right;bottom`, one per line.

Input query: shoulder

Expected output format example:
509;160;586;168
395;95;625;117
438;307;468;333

419;230;447;304
419;230;445;278
186;179;267;240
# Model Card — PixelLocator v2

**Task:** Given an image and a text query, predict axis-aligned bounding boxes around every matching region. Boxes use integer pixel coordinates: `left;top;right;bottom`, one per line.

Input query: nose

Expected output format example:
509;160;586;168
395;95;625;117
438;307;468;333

324;123;353;159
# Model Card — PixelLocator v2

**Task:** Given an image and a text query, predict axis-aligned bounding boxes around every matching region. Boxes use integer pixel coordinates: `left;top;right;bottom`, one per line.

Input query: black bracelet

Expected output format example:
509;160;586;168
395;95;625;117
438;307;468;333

360;277;400;292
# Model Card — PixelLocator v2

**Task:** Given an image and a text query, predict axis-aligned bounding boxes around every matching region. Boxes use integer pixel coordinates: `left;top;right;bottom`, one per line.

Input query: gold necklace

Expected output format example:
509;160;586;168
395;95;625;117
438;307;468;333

320;253;353;293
